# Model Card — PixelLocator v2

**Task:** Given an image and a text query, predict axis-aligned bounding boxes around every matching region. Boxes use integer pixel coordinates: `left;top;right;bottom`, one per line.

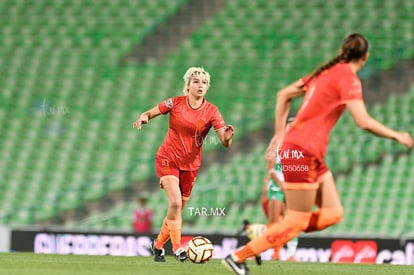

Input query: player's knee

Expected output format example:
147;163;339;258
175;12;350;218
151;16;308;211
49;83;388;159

168;198;182;211
319;206;343;228
328;206;343;225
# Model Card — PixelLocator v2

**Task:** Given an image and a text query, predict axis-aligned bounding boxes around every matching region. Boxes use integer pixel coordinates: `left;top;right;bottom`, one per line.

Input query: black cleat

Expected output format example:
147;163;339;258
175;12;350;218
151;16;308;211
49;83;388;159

254;255;262;266
174;247;188;262
150;240;165;262
222;254;249;275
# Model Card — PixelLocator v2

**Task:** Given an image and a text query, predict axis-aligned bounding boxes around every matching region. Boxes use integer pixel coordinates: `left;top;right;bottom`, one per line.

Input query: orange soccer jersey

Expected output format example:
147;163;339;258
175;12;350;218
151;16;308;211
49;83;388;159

157;96;225;171
283;62;363;161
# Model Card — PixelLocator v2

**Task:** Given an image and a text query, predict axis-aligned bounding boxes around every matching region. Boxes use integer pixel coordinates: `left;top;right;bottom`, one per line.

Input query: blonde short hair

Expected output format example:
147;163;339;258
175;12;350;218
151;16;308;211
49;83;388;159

182;67;210;95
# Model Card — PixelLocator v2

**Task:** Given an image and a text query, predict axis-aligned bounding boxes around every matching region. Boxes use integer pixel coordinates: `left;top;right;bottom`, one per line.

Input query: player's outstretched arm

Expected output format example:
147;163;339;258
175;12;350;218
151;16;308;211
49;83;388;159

266;79;305;160
274;79;306;136
133;106;162;130
346;100;413;149
217;125;234;148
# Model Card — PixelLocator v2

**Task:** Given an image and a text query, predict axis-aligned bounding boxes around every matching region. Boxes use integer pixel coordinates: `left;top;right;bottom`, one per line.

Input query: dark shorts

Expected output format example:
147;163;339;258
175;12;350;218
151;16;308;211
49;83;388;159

280;143;329;190
155;154;198;201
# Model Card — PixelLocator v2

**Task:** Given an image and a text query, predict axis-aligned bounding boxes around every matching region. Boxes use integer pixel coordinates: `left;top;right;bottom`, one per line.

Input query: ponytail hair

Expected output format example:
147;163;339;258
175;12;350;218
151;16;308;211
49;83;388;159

301;33;369;88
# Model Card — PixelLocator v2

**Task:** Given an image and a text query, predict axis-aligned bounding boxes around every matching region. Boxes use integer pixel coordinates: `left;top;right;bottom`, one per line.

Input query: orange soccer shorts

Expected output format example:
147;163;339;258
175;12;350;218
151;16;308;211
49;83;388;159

155;154;198;201
279;143;328;189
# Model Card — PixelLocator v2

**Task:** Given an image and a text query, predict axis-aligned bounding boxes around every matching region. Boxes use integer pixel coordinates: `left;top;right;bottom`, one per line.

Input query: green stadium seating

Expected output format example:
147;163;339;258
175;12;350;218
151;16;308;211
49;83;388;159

0;0;186;225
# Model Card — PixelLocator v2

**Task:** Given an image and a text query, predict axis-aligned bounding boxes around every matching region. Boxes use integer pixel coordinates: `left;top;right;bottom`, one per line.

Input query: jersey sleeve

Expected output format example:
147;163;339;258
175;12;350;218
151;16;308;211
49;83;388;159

211;107;226;132
338;74;363;101
157;97;175;114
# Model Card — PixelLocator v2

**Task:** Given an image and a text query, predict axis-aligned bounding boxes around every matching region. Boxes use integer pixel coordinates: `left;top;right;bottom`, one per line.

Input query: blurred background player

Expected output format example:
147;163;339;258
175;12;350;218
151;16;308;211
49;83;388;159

223;33;413;275
133;67;234;262
133;193;153;234
246;117;298;261
261;117;298;261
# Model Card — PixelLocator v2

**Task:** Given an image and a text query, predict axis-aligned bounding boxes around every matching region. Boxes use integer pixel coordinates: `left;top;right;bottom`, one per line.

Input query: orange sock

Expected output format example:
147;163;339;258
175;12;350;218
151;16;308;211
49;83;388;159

155;218;170;250
305;207;343;233
235;210;311;262
166;218;182;253
233;245;255;262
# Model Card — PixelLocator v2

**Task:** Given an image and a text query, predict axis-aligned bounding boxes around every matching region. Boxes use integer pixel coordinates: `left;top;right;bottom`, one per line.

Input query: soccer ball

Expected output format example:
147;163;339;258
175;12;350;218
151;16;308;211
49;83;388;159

186;236;214;263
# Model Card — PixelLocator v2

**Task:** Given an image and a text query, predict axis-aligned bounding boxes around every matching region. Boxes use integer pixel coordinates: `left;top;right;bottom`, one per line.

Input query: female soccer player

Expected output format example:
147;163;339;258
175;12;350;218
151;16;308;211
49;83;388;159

133;67;234;262
223;33;413;274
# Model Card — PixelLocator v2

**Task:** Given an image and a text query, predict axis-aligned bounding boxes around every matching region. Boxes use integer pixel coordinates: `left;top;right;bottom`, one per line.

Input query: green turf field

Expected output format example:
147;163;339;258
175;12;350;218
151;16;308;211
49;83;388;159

0;253;413;275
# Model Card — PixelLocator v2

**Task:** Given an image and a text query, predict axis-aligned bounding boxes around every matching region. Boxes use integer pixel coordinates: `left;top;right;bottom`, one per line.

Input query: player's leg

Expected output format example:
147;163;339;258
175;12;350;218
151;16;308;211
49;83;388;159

268;200;284;260
152;156;181;262
224;143;320;270
305;171;344;232
230;188;316;264
167;169;198;262
151;176;181;262
153;180;192;254
261;179;269;220
179;169;198;212
285;236;299;261
267;184;285;260
267;198;284;224
159;176;184;253
153;216;170;250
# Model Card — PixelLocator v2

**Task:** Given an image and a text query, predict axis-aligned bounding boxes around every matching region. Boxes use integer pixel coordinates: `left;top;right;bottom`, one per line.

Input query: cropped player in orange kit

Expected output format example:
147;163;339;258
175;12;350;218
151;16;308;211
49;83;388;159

133;67;234;262
223;33;413;274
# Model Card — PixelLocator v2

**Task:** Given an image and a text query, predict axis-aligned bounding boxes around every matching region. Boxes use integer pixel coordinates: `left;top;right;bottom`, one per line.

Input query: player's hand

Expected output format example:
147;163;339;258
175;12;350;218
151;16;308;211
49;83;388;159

133;114;149;130
265;142;276;161
265;134;282;161
247;224;266;240
396;132;413;149
224;125;234;140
